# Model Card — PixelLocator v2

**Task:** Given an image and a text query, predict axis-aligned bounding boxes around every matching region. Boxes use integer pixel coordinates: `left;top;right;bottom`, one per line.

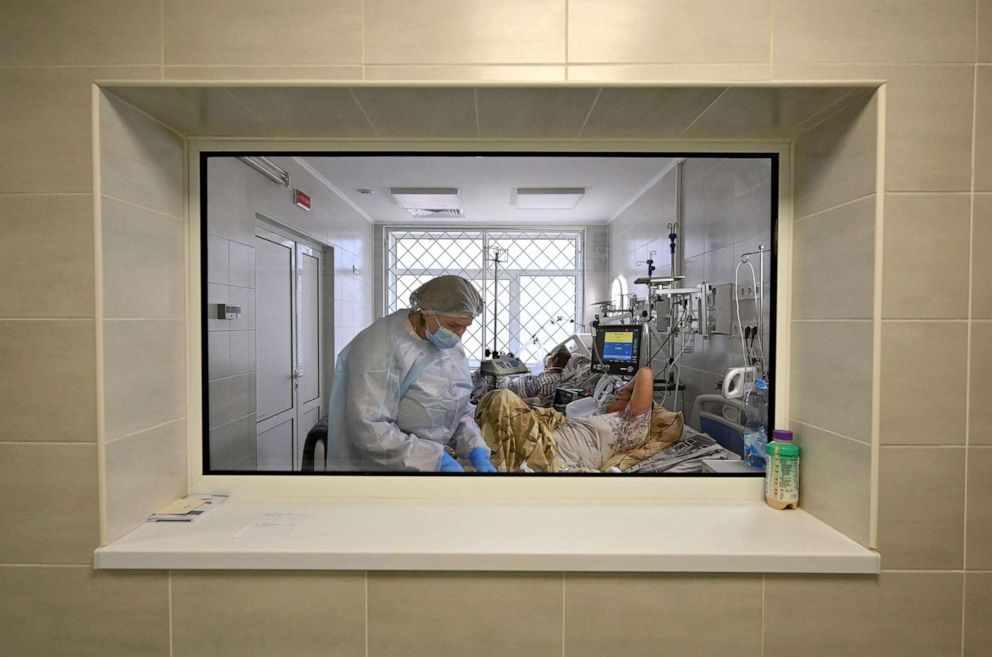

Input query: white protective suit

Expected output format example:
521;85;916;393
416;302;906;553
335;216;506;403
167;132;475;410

327;309;487;471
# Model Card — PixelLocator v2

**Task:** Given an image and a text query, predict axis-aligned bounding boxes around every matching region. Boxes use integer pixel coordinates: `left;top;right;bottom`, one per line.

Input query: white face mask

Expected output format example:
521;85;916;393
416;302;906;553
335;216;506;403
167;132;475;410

425;314;460;349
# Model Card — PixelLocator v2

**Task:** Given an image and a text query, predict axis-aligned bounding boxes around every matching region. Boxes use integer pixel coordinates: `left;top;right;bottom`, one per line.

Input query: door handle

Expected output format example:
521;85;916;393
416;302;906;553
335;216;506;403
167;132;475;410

292;369;303;379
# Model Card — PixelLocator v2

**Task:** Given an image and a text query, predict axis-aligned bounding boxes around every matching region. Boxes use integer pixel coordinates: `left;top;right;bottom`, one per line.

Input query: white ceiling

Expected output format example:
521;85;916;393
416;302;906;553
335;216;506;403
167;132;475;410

300;155;675;225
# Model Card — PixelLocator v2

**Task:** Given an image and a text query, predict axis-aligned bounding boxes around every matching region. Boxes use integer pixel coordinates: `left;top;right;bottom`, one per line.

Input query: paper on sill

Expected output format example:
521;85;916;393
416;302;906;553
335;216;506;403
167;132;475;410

234;512;306;540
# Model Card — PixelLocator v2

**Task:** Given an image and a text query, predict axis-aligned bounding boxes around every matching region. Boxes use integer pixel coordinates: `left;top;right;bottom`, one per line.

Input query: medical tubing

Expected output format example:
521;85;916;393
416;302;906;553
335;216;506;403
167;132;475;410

734;260;750;367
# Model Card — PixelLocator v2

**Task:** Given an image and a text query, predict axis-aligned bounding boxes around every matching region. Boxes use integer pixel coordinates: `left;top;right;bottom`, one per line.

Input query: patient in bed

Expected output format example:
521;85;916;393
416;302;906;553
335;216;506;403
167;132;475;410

474;367;684;473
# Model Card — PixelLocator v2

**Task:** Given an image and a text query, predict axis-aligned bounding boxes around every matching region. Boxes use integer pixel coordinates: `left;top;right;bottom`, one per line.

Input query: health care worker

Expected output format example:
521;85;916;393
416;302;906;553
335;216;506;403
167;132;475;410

327;275;497;473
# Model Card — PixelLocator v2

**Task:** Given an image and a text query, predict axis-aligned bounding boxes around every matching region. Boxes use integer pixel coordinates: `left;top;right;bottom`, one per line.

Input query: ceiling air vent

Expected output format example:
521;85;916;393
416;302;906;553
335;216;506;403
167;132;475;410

390;187;463;218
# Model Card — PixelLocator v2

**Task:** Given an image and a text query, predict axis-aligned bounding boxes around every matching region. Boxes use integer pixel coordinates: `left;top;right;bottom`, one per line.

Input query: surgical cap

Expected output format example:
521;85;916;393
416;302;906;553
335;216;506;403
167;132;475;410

409;275;484;317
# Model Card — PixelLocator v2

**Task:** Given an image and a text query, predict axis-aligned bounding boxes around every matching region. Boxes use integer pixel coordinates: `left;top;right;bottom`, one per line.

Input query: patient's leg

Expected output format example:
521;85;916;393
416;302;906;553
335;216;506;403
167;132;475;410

603;367;653;415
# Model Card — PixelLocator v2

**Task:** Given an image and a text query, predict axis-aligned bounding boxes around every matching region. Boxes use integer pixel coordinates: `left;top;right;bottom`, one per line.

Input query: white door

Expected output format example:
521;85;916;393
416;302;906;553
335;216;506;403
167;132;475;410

255;224;324;471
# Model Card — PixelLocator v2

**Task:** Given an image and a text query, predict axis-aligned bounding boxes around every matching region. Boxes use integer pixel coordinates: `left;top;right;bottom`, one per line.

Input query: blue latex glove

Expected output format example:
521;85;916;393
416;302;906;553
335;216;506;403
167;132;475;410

437;452;464;473
469;447;497;473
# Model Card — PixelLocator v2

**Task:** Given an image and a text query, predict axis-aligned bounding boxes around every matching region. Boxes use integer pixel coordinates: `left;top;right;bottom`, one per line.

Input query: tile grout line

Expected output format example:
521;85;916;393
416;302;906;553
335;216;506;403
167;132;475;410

789;419;870;447
761;574;766;657
869;81;885;550
103;192;184;222
561;573;566;657
961;23;979;653
792;192;875;223
92;82;108;547
160;0;164;80
168;571;174;657
364;571;369;657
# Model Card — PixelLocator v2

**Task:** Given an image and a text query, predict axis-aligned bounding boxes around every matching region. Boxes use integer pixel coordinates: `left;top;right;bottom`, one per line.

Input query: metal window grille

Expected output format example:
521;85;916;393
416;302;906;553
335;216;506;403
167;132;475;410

386;228;584;365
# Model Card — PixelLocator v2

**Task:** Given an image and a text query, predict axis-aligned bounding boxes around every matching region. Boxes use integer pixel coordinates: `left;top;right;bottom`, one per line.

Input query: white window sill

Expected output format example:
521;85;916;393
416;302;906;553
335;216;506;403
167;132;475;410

94;498;879;573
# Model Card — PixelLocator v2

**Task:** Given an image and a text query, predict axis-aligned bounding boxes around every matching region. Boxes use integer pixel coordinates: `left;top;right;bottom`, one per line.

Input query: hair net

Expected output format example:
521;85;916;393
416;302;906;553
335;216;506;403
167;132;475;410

409;275;484;317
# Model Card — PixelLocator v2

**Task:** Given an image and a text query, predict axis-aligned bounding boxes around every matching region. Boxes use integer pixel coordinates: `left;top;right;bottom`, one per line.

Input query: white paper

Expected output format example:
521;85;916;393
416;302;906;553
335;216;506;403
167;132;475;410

234;512;306;540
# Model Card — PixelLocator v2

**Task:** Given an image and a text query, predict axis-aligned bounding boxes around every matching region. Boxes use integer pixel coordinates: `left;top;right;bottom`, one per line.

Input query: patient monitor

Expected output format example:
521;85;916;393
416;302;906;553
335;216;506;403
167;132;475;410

591;324;644;375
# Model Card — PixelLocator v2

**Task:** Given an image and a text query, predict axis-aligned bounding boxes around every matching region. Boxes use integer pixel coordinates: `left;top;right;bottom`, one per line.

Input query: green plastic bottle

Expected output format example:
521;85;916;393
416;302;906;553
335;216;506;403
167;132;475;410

765;429;800;510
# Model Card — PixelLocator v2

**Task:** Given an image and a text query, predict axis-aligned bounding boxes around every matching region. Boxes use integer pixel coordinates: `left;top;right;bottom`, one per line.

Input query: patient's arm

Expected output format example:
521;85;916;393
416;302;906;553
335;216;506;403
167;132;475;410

602;367;653;415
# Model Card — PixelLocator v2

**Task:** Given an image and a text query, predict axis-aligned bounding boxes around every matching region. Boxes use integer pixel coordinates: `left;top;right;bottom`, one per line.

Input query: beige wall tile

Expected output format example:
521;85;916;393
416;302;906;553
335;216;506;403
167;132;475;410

878;446;965;569
965;572;992;657
880;322;967;445
368;572;562;657
776;64;974;192
791;421;871;546
103;320;185;440
172;571;364;657
794;94;877;218
164;0;361;65
0;0;161;66
0;320;96;442
790;321;874;442
966;447;992;569
100;95;184;218
0;443;99;564
105;86;269;137
105;420;186;542
226;87;376;139
0;67;159;194
365;65;566;81
792;196;875;320
974;196;992;319
165;65;363;80
569;0;770;64
0;194;94;318
976;67;992;192
351;87;477;138
564;573;762;657
581;87;724;138
970;322;992;445
772;0;975;64
684;87;866;139
982;1;992;62
366;0;565;64
102;198;184;319
0;566;169;657
882;194;971;319
765;572;963;657
477;87;598;138
567;64;771;81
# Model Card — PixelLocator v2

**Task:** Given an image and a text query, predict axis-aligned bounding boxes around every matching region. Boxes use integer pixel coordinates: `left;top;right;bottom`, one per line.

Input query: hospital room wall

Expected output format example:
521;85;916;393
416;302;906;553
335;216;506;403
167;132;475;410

203;154;373;474
607;159;773;417
1;2;991;657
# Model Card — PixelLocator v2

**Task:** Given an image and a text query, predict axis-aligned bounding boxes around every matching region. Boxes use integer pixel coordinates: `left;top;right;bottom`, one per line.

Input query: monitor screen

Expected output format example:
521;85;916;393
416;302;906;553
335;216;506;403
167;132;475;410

591;324;643;375
602;331;635;361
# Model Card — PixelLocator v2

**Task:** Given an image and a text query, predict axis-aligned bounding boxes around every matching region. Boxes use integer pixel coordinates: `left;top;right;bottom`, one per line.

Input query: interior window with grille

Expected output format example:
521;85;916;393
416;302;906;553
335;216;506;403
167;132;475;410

386;229;584;366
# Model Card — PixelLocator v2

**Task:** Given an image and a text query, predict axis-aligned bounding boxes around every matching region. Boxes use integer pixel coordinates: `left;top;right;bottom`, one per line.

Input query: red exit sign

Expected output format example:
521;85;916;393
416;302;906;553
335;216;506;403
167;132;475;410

294;188;312;211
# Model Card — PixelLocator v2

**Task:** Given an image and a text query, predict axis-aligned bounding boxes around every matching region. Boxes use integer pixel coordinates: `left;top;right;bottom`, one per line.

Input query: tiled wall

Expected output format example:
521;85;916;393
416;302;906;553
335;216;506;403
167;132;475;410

1;2;991;656
99;95;187;543
791;95;879;546
204;155;373;470
610;158;773;418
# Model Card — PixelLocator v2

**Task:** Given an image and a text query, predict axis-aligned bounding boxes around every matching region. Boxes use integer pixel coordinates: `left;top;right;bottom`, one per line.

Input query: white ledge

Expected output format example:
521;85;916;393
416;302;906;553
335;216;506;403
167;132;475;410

94;498;879;573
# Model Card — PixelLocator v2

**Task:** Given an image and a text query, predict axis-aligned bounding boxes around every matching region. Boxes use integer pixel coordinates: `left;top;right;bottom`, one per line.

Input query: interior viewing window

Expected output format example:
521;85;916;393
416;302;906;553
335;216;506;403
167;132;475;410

201;153;776;477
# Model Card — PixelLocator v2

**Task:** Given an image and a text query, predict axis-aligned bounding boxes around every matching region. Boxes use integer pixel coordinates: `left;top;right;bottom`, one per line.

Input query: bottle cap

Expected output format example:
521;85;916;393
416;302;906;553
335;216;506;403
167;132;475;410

772;429;793;441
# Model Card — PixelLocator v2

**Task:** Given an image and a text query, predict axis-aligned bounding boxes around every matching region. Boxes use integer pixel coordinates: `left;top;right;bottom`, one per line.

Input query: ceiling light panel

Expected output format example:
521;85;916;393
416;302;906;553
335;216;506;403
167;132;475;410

514;187;585;209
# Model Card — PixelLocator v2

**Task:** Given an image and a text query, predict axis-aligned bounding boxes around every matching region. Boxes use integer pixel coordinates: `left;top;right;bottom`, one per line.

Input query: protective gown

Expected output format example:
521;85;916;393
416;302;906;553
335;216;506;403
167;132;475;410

327;309;487;471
